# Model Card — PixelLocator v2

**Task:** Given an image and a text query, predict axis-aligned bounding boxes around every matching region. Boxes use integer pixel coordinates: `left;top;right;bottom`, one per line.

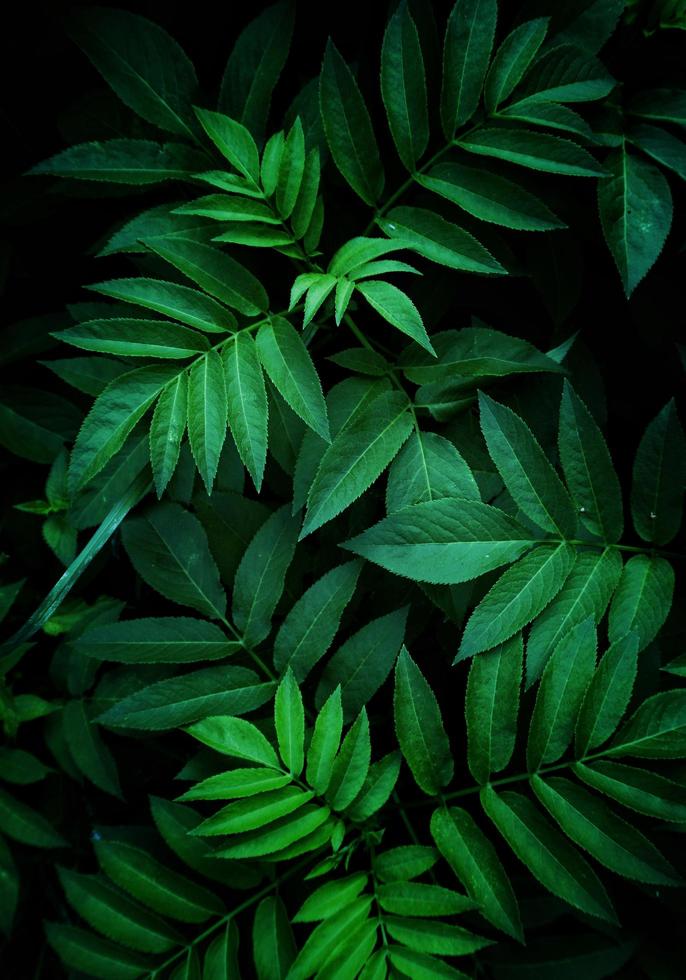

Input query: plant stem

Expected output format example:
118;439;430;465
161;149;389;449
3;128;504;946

149;856;313;978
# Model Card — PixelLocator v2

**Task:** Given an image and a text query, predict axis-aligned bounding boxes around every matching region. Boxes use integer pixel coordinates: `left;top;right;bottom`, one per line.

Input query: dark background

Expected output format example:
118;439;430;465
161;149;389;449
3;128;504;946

1;2;685;976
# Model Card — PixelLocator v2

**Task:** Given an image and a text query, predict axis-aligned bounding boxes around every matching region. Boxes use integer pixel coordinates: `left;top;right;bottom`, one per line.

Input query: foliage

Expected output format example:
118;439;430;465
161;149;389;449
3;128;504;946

1;1;685;977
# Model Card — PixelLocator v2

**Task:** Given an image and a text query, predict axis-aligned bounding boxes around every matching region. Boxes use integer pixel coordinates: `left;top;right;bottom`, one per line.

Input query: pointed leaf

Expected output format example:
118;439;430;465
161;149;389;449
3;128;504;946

608;555;674;652
479;392;577;537
484;17;548;111
598;146;672;296
302;390;413;537
381;1;429;170
343;497;534;584
466;634;522;784
576;632;639;756
441;0;498;136
319;40;384;205
232;505;300;647
631;399;686;545
481;786;616;922
431;806;523;942
256;317;329;439
458;543;575;660
122;502;226;619
394;647;453;795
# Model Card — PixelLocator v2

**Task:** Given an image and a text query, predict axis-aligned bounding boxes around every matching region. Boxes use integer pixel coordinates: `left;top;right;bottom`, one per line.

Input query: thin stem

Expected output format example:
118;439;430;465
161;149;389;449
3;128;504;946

219;615;278;682
149;856;313;978
408;751;608;809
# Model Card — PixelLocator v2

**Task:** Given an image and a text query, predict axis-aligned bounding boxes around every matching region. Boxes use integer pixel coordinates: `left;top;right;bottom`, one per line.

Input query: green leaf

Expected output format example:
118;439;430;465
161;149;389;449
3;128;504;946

386;431;480;511
401;326;561;384
608;555;674;652
575;632;639;756
526;547;623;686
194;108;259;183
326;709;371;811
253;894;296;980
346;751;401;821
387;947;469;979
94;839;223;923
480;786;616;922
294;873;367;922
149;796;260;889
319;40;384;205
307;687;344;795
441;0;497;137
631;399;686;545
57;868;180;953
0;786;65;848
150;374;187;496
277;118;306;219
45;921;152;979
479;392;577;537
558;381;623;543
328;237;408;277
69;7;198;138
63;700;121;797
187;351;228;493
394;647;453;796
275;669;305;776
146;239;268;317
466;634;523;784
219;2;295;142
291;148;322;239
57;318;209;359
430;806;523;942
381;1;429;170
122;502;226;619
256;317;329;440
574;760;686;822
30;139;207;183
375;845;438;883
515;45;615;104
385;917;489;955
458;127;605;175
222;332;268;492
532;775;680;885
484;17;549;111
204;920;240;980
378;881;475;917
629;123;686;181
179;768;290;802
608;690;686;759
317;607;409;721
286;897;373;980
598;146;672;297
98;202;217;257
175;194;280;224
232;505;300;648
186;715;279;768
88;278;237;335
498;100;596;140
344;497;534;584
629;88;686;128
0;747;52;785
418;162;565;231
302;390;413;538
193;786;313;836
214;804;331;859
273;561;361;681
355;280;434;353
69;365;178;491
98;665;273;730
458;543;575;660
378;206;505;274
75;616;236;664
527;617;597;770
